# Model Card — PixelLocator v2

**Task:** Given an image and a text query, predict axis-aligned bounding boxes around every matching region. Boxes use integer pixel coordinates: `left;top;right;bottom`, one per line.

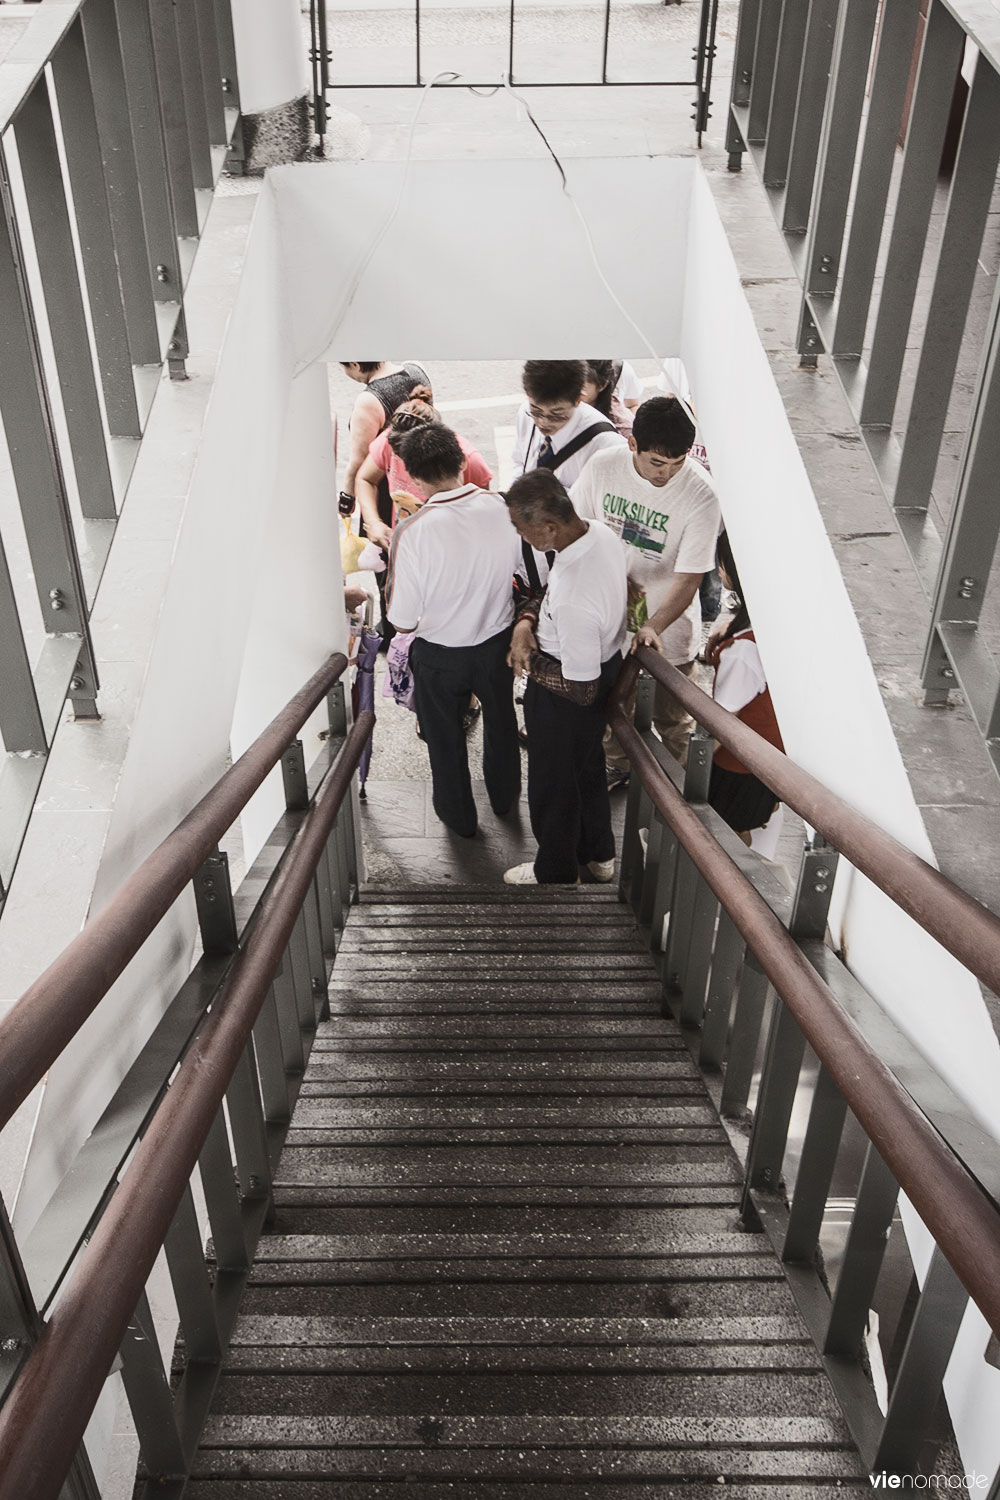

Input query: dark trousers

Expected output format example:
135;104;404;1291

411;628;521;838
524;653;621;883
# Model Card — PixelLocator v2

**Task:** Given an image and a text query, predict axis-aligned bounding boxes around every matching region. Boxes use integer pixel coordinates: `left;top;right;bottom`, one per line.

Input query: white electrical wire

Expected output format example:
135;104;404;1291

300;67;665;378
499;73;663;370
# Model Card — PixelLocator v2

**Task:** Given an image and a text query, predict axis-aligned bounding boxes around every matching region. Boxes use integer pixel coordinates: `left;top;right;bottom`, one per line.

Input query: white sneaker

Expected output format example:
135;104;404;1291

503;862;579;887
587;859;615;882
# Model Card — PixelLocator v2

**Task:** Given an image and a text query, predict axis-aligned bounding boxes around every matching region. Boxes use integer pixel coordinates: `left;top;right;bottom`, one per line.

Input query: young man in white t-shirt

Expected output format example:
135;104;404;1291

571;396;721;780
501;470;627;886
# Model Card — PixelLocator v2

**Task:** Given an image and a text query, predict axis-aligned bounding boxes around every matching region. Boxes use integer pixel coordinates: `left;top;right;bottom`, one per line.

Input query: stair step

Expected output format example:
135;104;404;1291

314;1017;673;1038
286;1103;719;1127
327;981;664;1001
300;1057;700;1080
188;1483;869;1499
335;953;653;972
218;1340;821;1373
208;1369;839;1416
238;1279;800;1320
272;1184;743;1208
266;1204;744;1237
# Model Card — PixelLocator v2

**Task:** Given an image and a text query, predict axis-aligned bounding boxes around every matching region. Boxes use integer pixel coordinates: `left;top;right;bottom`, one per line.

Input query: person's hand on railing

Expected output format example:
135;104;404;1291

631;623;663;654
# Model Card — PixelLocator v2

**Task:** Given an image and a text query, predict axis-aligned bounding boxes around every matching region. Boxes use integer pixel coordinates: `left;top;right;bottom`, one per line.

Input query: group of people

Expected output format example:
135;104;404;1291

338;358;783;884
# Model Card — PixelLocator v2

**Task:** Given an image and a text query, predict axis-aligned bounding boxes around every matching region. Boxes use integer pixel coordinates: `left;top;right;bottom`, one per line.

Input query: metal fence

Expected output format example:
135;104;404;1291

612;650;1000;1482
0;655;369;1500
308;0;721;143
725;0;1000;779
0;0;241;907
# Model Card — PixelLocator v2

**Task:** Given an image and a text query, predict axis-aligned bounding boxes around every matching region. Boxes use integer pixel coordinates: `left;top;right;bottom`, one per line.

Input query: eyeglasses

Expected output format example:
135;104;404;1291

528;404;574;424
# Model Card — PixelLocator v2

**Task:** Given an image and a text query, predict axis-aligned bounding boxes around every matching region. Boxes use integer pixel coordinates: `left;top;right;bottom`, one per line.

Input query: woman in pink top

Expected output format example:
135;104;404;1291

356;387;494;548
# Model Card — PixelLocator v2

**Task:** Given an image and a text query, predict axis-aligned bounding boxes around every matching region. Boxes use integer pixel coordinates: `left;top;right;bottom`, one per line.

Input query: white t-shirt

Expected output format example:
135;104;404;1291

535;521;627;682
571;447;721;665
511;401;625;488
386;484;521;647
714;633;767;713
614;360;645;405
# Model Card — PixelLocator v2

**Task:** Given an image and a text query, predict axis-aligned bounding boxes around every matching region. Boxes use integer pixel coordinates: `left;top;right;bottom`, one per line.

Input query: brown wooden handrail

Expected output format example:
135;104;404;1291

609;658;1000;1344
0;708;375;1500
0;653;348;1132
626;647;1000;999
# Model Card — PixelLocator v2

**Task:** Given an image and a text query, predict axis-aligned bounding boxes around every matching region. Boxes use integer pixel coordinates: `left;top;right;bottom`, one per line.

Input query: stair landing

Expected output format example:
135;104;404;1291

188;885;867;1495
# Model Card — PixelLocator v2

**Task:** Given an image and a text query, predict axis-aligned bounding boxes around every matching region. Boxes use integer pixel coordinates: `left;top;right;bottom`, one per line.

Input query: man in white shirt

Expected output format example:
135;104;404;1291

571;396;721;780
386;424;522;839
502;470;627;887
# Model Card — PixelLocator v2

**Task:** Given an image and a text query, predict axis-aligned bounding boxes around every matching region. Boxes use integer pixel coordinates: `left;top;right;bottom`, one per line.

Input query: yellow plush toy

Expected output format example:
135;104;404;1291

340;516;367;575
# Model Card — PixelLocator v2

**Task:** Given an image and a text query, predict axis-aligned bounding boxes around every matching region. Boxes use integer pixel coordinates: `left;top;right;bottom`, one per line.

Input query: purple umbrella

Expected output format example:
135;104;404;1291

352;625;381;798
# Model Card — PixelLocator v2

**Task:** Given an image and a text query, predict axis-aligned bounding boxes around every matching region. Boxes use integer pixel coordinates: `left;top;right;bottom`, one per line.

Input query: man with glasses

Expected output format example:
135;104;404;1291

512;360;625;488
571;395;720;784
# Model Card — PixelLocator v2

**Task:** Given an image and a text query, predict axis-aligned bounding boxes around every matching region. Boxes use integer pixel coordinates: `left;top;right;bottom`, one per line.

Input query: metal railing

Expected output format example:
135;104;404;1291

0;653;373;1500
725;0;1000;779
0;0;241;906
307;0;720;142
611;649;1000;1481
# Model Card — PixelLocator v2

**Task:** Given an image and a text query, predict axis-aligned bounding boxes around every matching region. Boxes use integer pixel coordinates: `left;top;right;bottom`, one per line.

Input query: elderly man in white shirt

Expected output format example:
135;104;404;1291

502;469;627;887
386;424;522;840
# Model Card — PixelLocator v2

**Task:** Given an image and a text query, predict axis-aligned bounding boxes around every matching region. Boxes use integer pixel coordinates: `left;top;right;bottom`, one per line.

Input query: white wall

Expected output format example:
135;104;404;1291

230;0;309;113
268;156;692;365
680;163;1000;1481
232;360;345;864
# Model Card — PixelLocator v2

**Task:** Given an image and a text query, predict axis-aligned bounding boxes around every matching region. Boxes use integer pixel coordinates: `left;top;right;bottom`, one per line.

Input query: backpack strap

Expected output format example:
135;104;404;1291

537;419;617;472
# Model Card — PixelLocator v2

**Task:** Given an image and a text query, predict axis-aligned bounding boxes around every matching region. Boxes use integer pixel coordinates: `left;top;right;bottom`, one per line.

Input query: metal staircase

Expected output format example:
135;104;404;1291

185;883;865;1492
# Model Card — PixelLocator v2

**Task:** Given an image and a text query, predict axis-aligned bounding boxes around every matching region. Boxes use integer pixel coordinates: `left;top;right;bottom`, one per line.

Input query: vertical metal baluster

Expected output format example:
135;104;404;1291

781;0;839;232
146;0;200;239
118;1291;187;1480
15;80;116;521
288;914;319;1038
670;729;714;1016
80;0;161;364
314;831;340;958
173;0;214;190
638;813;666;931
860;0;967;428
0;538;45;756
824;1143;898;1357
679;878;718;1028
198;1111;248;1273
802;0;880;299
648;822;679;962
746;0;783;145
163;1185;221;1363
193;0;227;149
740;999;805;1212
895;54;1000;510
253;983;294;1123
831;0;923;356
272;953;307;1076
782;1064;848;1263
113;0;182;303
226;1046;274;1201
0;147;99;717
922;284;1000;713
725;0;760;167
49;18;142;440
719;954;770;1118
762;0;810;189
698;914;744;1070
618;770;646;906
872;1248;969;1474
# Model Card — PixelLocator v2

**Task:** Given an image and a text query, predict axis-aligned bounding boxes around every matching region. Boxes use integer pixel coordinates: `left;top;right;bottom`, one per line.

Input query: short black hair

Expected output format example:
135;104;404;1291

631;396;695;458
398;423;466;484
340;361;381;374
522;360;586;406
504;469;576;526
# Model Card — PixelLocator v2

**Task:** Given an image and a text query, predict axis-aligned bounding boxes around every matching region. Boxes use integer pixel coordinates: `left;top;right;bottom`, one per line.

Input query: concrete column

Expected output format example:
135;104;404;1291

231;0;311;172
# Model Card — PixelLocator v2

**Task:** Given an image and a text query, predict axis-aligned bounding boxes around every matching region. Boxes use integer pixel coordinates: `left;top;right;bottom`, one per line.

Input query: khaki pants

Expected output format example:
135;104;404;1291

605;658;697;770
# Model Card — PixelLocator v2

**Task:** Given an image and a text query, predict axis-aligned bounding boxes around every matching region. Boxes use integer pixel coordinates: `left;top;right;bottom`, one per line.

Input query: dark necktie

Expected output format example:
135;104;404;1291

537;434;555;469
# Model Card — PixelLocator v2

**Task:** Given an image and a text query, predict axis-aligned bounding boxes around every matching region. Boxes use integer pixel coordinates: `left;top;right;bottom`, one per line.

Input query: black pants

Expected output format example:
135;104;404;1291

524;653;621;883
411;628;521;838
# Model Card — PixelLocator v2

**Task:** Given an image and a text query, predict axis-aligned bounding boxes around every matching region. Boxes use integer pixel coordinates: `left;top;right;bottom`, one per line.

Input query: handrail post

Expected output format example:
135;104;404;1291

193;848;238;955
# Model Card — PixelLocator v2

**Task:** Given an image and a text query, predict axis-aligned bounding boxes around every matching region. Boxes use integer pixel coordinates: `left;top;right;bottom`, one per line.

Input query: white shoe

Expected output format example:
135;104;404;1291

587;859;615;882
503;862;578;887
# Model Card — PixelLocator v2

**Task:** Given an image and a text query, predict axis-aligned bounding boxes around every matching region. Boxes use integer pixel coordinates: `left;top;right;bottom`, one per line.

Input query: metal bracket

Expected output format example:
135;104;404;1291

797;300;823;369
193;848;238;955
281;739;309;812
68;642;100;721
635;671;654;733
682;724;713;802
789;838;840;940
167;309;189;382
327;680;348;737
